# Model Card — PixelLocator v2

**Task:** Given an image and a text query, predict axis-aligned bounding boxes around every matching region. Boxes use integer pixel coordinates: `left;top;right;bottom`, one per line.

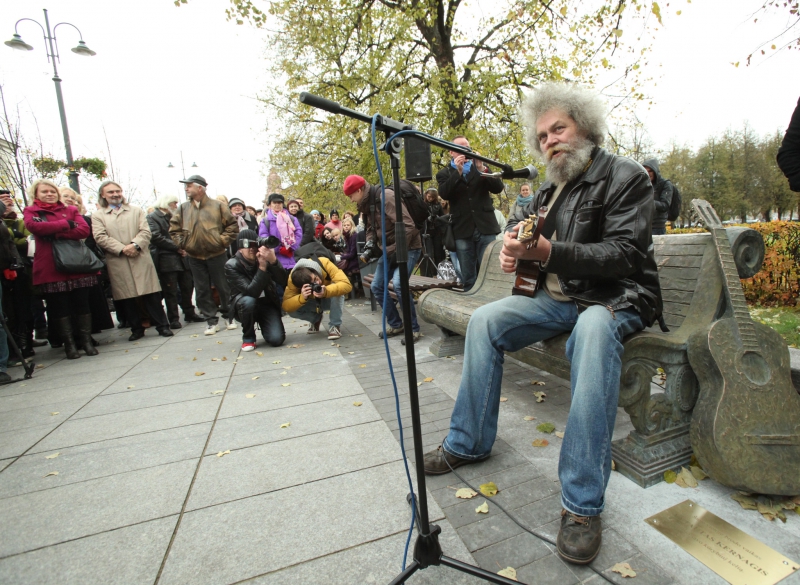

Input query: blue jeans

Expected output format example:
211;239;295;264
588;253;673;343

371;249;421;332
442;292;643;517
0;286;7;373
290;294;344;329
455;229;497;291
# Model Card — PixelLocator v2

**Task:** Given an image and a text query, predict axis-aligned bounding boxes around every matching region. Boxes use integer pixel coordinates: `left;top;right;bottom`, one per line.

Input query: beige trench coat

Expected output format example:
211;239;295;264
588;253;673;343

92;204;162;300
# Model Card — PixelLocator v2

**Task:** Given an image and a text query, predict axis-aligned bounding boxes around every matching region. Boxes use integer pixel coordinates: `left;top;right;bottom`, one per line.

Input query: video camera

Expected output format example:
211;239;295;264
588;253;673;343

240;236;281;250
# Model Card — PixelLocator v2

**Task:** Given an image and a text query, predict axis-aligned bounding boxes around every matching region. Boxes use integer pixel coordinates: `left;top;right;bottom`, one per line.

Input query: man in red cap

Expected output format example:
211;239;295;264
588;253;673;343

343;175;423;344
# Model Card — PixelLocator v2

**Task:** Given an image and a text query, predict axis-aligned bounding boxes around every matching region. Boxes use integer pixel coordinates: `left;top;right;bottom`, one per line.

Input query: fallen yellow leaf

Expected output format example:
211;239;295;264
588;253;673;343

280;371;287;375
272;360;281;364
611;562;636;578
280;422;291;428
252;376;260;380
532;439;549;447
195;372;205;376
612;459;617;471
216;341;222;344
497;567;517;580
359;364;367;368
423;377;433;382
690;465;708;481
675;466;698;489
353;401;363;407
152;356;159;360
281;383;291;387
211;358;219;361
44;471;59;477
555;431;565;439
499;397;508;402
50;412;59;416
348;351;355;354
211;390;224;395
531;380;545;386
246;394;256;398
476;502;490;514
127;385;135;389
523;416;536;421
533;391;546;402
283;366;292;369
192;357;197;361
455;488;478;499
479;482;499;497
256;351;263;357
221;356;227;361
45;453;60;459
191;334;199;338
216;450;231;457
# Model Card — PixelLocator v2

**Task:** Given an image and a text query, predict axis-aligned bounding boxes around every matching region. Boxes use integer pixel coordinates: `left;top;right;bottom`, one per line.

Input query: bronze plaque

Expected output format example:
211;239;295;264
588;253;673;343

645;500;799;585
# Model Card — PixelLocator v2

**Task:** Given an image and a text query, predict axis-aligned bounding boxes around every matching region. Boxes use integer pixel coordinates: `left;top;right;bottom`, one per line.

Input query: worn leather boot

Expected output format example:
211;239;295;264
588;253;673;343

556;509;602;564
76;314;99;356
56;317;81;360
423;445;489;475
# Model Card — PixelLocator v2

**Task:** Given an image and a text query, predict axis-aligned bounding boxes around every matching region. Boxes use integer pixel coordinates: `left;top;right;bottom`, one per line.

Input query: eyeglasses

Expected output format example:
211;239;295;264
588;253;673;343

105;189;123;195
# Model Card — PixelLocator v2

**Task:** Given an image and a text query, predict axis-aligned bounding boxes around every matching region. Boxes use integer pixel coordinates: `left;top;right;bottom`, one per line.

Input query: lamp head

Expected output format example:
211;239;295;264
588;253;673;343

70;40;96;56
167;162;174;169
4;34;33;51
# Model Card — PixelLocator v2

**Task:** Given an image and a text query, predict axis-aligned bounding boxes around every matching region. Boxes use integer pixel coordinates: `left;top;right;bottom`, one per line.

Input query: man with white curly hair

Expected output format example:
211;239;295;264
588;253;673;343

424;82;664;565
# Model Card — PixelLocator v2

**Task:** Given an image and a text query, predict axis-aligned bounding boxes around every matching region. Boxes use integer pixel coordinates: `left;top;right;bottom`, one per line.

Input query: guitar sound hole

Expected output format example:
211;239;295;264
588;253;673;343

739;351;771;386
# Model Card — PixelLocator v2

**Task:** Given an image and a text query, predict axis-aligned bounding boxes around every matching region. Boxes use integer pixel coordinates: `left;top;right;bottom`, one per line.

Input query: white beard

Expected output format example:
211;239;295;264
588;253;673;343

544;137;594;185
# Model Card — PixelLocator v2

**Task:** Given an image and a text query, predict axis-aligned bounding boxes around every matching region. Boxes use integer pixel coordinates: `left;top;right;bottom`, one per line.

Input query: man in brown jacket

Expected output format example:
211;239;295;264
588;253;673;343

169;175;239;336
343;175;423;344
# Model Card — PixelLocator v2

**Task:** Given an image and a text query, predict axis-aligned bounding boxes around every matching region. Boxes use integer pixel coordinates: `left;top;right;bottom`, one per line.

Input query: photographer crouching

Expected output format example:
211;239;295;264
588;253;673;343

224;229;288;352
282;256;352;340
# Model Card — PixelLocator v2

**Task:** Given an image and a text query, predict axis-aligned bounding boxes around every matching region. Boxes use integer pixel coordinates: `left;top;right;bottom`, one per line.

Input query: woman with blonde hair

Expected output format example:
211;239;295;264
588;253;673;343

23;179;100;359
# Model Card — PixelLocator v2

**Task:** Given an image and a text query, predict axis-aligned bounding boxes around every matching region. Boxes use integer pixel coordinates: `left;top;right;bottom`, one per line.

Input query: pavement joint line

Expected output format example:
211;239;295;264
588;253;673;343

0;337;175;476
152;341;244;585
0;512;181;562
65;394;221;422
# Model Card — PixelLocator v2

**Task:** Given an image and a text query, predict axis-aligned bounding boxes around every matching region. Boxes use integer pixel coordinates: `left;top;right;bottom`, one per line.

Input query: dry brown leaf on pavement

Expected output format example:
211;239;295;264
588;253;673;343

423;377;433;382
359;364;367;368
555;431;565;439
455;488;478;499
192;357;197;361
50;412;59;416
675;467;698;489
531;380;545;386
499;397;508;402
523;416;536;421
195;372;205;376
476;502;490;514
348;351;355;354
533;391;546;402
45;453;60;459
532;439;549;447
216;450;231;457
44;471;59;477
280;422;291;428
690;465;708;481
497;567;517;580
353;402;363;407
127;385;135;389
280;371;287;375
479;482;499;497
211;390;224;395
611;460;617;471
272;360;281;364
612;562;636;578
252;376;260;380
256;351;263;356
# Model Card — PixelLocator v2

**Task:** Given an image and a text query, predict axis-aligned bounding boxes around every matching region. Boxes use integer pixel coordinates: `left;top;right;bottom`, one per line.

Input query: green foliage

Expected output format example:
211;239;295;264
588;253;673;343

33;156;66;178
73;157;107;180
658;126;798;226
215;0;665;213
741;221;800;307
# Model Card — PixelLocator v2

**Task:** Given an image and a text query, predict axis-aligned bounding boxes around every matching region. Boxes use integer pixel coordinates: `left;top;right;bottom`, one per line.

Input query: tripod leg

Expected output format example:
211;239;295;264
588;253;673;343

440;556;523;584
387;560;420;585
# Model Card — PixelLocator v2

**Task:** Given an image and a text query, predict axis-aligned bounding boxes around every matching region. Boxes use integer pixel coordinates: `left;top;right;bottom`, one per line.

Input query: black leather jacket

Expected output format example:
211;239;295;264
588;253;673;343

224;252;288;308
147;209;184;273
507;147;663;327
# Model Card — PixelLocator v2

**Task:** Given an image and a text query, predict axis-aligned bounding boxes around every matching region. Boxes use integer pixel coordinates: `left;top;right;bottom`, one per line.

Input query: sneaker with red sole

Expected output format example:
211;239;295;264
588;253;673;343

241;342;257;352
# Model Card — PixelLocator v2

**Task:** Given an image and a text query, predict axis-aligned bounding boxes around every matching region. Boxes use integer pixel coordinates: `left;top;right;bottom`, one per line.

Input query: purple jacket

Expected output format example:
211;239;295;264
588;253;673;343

340;231;359;275
258;210;302;270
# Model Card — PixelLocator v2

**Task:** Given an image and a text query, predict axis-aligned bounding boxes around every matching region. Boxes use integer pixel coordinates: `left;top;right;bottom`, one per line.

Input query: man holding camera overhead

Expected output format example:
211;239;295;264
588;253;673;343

224;229;287;351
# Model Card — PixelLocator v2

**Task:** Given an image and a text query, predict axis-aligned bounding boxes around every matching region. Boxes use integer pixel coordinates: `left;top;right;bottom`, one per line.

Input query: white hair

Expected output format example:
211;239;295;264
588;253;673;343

156;194;180;209
521;82;608;155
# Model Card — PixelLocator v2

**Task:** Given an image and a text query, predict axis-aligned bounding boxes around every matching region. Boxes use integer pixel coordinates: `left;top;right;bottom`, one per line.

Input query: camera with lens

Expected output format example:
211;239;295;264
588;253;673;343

310;283;323;294
240;235;281;249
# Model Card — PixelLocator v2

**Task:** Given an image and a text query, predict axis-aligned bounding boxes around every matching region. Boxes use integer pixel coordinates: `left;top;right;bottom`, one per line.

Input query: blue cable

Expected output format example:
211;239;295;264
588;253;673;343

370;115;416;571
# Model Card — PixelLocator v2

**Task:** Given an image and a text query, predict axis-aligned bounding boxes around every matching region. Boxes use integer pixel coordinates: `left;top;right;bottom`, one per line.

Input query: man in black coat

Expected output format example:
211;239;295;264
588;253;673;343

436;136;505;291
423;82;662;567
777;96;800;192
147;198;205;328
642;158;674;235
224;229;287;351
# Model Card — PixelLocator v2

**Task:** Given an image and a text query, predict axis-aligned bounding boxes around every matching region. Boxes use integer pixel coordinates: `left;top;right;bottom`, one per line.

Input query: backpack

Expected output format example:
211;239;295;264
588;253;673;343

294;241;336;267
387;179;429;230
667;183;682;222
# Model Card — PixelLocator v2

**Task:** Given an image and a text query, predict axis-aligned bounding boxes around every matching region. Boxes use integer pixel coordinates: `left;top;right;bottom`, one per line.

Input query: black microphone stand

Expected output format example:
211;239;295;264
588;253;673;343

299;93;520;585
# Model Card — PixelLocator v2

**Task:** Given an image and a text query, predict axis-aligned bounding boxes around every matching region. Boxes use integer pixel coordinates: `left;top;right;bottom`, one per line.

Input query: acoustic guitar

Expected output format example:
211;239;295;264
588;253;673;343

688;199;800;495
511;212;544;297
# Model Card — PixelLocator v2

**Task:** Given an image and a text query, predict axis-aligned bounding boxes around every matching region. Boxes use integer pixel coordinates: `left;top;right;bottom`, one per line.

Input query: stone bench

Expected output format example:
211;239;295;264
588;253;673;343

418;228;766;488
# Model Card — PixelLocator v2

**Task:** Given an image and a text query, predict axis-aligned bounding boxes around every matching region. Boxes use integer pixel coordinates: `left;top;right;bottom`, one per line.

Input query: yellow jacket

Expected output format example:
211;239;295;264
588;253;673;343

282;257;352;312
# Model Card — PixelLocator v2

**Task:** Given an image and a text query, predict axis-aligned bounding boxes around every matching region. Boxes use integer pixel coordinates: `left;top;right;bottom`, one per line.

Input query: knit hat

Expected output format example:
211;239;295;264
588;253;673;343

343;175;366;196
293;258;322;277
329;209;339;217
237;229;258;245
228;197;245;209
311;209;320;215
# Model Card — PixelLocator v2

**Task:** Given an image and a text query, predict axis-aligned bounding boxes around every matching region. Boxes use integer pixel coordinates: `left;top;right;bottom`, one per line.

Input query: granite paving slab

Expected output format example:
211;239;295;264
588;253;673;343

0;516;177;585
0;382;105;412
0;458;196;557
0;398;92;433
0;421;61;459
77;379;227;418
30;397;221;454
0;422;212;499
158;461;446;585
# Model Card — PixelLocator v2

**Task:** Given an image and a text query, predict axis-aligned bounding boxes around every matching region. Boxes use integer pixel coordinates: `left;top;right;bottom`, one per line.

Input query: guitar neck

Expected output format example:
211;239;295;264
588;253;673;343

709;227;760;353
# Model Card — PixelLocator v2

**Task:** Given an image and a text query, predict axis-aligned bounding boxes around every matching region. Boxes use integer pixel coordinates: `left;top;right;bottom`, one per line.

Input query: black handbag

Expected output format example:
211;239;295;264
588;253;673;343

37;212;105;274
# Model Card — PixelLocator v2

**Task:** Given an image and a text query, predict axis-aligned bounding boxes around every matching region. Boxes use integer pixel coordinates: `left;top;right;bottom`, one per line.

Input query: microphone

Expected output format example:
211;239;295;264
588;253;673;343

501;165;539;180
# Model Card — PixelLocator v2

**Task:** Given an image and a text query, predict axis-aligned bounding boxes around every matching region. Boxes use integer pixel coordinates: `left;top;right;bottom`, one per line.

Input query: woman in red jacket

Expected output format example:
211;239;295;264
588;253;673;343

23;179;99;359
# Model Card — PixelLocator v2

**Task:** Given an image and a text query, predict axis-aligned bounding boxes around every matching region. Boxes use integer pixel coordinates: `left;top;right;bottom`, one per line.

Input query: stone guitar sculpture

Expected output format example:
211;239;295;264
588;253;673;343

688;199;800;495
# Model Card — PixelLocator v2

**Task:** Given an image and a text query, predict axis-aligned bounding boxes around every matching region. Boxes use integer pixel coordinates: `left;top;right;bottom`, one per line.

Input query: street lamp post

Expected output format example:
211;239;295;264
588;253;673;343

5;9;97;194
167;152;198;180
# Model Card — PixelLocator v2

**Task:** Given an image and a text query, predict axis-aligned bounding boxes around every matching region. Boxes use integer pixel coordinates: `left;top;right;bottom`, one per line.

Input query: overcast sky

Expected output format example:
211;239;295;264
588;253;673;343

1;0;797;210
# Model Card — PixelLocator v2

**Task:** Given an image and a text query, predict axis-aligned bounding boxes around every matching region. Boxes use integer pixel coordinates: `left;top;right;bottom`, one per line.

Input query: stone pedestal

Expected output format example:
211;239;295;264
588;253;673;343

612;425;693;488
429;328;465;358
